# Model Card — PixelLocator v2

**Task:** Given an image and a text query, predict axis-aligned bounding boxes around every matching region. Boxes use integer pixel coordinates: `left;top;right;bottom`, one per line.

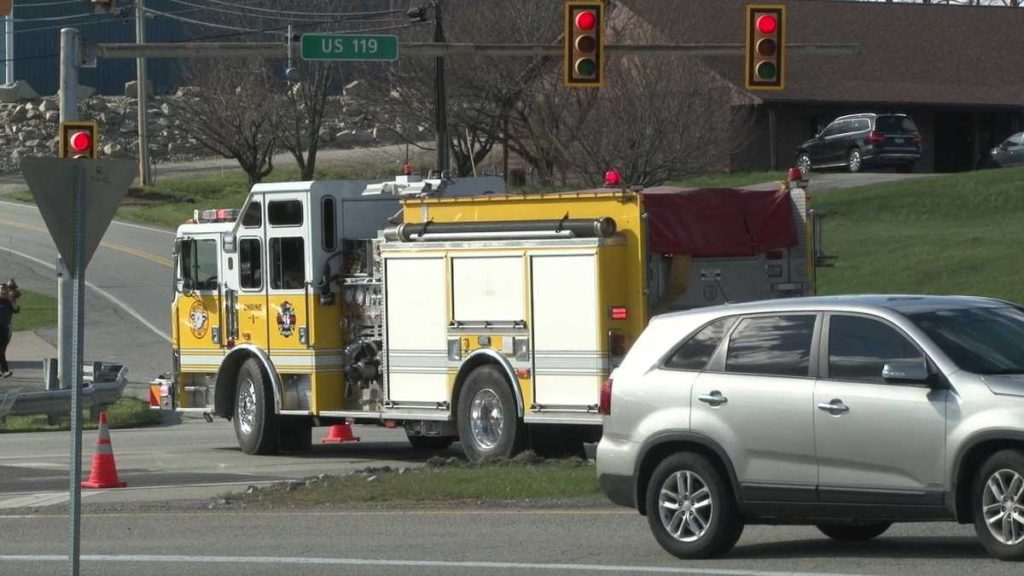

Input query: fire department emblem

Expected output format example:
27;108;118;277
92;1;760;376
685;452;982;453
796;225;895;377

277;301;297;337
188;300;209;339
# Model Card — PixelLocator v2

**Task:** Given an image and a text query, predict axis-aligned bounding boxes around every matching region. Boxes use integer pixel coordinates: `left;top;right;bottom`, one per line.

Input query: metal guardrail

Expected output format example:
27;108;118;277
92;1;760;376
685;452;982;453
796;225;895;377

0;362;127;422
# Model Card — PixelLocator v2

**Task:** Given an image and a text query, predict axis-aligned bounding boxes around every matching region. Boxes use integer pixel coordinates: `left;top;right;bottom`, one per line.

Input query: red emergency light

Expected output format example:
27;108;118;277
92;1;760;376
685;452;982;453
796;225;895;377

604;169;621;186
609;306;628;320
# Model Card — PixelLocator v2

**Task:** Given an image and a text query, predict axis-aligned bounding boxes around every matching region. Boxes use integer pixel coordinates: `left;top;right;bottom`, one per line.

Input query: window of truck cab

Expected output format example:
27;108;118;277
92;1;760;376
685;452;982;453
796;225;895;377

180;238;218;291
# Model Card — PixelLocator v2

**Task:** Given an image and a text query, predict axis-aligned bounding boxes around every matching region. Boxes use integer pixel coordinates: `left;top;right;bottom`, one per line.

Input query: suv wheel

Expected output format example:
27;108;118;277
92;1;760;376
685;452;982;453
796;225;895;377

645;452;743;559
817;523;891;541
847;148;863;173
797;153;812;174
973;450;1024;561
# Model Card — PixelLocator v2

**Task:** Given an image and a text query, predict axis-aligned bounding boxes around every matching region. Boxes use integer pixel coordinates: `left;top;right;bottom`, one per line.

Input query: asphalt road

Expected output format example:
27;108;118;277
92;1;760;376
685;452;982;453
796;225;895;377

0;417;442;510
0;507;1012;576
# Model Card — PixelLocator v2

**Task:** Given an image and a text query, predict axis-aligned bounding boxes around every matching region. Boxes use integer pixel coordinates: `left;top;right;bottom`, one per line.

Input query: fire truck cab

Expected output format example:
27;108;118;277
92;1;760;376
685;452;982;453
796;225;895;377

164;173;823;460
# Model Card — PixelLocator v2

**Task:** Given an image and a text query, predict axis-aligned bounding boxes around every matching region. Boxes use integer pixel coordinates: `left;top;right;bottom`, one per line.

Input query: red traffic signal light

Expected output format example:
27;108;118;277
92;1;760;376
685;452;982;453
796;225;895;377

59;121;100;159
564;1;604;89
745;4;786;91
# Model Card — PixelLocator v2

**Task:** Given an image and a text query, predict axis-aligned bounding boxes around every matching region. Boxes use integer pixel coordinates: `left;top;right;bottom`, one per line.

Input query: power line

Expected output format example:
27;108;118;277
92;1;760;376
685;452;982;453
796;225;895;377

143;6;266;34
0;17;428;63
192;0;405;19
164;0;340;23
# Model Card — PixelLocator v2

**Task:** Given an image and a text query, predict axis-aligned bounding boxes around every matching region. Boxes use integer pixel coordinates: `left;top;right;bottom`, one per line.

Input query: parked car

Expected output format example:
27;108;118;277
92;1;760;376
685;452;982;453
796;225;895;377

990;132;1024;168
597;295;1024;561
796;113;922;174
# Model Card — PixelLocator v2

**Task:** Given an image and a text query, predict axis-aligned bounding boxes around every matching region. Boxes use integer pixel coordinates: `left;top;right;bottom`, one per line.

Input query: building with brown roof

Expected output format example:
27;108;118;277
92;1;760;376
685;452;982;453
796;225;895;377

619;0;1024;172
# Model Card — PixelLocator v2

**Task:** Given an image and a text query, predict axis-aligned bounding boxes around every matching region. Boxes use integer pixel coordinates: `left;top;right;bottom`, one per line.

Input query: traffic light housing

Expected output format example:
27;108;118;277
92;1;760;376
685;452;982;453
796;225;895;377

84;0;118;14
745;4;786;91
564;0;604;89
59;121;100;159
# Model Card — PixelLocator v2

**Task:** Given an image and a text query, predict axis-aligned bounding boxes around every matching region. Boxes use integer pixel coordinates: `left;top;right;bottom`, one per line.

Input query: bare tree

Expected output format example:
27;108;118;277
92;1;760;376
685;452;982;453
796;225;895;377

281;61;336;180
175;59;283;186
351;0;561;177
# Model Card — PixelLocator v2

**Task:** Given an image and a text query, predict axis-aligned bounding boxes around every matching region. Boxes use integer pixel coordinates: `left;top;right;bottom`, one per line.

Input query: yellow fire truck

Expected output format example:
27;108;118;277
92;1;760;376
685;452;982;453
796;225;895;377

157;172;824;460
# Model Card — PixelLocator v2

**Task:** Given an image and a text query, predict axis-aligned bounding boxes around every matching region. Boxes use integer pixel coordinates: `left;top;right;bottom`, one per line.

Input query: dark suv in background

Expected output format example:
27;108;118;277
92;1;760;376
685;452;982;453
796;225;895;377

796;113;922;174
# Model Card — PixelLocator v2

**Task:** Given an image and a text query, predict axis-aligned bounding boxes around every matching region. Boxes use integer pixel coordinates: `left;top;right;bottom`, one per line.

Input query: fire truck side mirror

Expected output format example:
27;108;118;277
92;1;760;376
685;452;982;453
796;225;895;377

318;269;335;306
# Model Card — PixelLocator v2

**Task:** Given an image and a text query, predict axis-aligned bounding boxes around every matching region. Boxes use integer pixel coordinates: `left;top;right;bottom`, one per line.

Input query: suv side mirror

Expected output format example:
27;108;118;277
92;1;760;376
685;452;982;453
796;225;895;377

882;361;930;384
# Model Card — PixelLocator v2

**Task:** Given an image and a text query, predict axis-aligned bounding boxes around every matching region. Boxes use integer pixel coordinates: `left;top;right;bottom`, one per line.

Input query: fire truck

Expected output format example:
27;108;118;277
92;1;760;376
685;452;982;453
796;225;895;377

156;171;825;460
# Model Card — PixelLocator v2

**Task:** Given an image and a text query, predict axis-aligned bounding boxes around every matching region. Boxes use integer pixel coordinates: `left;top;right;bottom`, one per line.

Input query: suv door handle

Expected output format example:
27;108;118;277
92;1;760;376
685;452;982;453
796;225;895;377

698;391;728;407
817;399;850;415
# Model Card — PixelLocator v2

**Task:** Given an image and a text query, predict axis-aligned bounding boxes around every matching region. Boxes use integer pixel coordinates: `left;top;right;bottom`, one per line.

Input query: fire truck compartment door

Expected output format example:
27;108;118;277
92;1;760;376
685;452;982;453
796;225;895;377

451;255;525;323
385;256;448;403
530;253;602;408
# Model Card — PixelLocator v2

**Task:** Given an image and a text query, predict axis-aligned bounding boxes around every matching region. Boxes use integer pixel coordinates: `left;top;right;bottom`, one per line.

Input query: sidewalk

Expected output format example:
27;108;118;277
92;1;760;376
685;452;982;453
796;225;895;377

0;330;54;395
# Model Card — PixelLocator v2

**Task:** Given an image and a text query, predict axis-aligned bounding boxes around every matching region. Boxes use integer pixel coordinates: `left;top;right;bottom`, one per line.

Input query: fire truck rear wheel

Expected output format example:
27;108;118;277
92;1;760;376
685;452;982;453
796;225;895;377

234;358;280;455
457;365;524;462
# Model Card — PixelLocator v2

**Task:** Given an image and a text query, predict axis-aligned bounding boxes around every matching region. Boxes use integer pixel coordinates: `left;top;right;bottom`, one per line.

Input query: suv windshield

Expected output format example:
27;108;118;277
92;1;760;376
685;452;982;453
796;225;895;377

875;116;917;134
907;306;1024;374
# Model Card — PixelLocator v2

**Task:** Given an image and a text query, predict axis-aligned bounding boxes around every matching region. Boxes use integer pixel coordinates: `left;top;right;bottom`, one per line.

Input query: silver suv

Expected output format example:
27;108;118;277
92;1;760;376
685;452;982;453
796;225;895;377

596;295;1024;561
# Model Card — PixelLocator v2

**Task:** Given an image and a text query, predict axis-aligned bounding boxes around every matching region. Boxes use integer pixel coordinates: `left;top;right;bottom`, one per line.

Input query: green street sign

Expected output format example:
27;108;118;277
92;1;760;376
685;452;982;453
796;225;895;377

300;34;399;61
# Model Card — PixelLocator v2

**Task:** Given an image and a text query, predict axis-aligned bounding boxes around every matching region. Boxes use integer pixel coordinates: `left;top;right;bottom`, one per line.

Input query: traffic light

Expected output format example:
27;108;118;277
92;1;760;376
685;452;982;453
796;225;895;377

59;121;100;159
745;4;786;91
0;0;11;17
564;0;604;89
84;0;118;14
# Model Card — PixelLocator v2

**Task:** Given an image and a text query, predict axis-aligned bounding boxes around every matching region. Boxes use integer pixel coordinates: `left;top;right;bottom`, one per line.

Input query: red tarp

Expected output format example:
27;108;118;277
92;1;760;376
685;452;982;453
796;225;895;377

642;186;798;257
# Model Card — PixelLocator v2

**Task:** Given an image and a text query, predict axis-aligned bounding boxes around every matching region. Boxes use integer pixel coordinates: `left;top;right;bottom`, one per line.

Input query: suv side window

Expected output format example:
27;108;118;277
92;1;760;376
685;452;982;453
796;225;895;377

664;316;737;371
856;118;871;132
828;315;923;382
820;122;839;138
725;315;816;377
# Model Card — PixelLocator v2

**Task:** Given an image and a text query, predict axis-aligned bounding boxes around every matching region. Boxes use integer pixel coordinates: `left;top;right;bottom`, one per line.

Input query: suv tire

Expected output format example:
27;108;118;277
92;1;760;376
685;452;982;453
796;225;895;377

797;153;812;175
973;450;1024;561
847;148;863;173
816;523;891;542
645;452;743;559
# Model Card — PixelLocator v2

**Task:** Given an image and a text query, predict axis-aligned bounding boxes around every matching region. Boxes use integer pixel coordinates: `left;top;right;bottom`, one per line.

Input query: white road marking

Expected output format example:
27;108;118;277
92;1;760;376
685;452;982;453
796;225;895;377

0;246;171;342
0;554;875;575
0;492;75;510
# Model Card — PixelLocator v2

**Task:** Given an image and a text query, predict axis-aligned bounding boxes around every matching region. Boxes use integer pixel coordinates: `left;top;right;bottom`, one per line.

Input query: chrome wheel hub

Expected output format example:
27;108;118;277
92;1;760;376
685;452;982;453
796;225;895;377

469;388;504;450
237;379;257;436
659;470;713;543
849;151;861;171
983;468;1024;545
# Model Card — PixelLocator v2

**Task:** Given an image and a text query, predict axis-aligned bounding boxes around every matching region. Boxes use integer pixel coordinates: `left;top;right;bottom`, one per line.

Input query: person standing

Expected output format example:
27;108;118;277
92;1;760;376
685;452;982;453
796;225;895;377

0;279;21;378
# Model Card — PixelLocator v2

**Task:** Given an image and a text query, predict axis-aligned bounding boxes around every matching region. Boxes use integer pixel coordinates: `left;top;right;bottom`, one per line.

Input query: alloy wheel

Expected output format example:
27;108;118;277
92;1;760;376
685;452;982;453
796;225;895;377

658;470;714;543
982;468;1024;545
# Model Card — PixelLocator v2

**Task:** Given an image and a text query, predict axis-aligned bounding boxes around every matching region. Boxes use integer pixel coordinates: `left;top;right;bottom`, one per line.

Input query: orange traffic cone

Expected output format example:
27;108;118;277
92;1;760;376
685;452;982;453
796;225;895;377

81;411;127;489
321;422;360;444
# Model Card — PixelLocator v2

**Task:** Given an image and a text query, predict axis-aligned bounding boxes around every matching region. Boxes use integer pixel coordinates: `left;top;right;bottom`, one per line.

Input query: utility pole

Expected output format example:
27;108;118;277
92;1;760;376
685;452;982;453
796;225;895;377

432;1;448;175
3;2;12;84
58;27;83;576
135;0;152;185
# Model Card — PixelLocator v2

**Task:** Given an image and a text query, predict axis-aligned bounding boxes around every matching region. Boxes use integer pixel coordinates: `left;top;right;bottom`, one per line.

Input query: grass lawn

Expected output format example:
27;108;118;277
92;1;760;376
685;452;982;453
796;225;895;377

233;456;599;507
812;167;1024;303
1;396;164;432
9;289;57;331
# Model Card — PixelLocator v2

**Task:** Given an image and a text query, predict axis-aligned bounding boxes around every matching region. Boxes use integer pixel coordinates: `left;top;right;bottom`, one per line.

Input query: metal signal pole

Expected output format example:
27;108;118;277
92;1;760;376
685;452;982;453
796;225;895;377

136;0;152;185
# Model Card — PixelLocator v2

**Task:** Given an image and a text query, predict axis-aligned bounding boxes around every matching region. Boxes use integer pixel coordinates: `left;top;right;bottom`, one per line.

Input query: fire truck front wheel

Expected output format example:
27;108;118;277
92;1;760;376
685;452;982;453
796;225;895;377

457;365;525;462
234;358;280;455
